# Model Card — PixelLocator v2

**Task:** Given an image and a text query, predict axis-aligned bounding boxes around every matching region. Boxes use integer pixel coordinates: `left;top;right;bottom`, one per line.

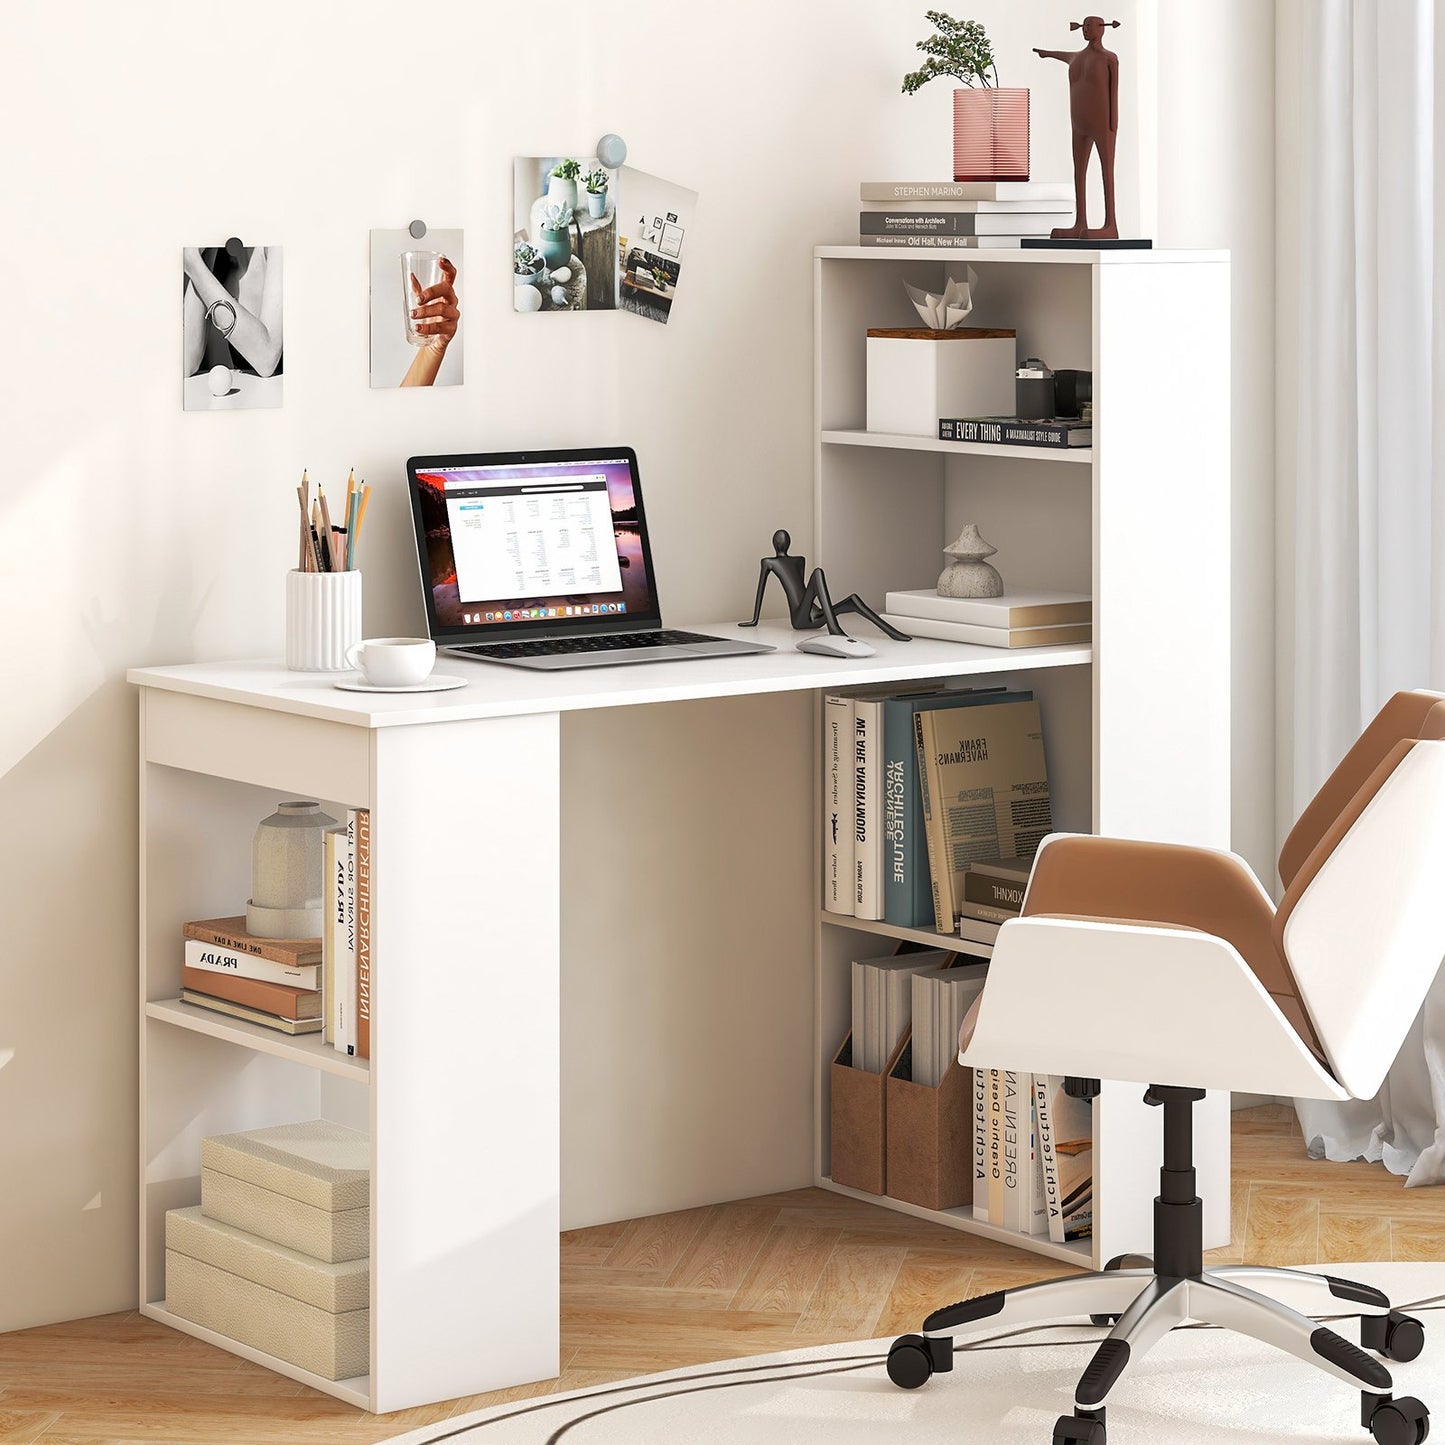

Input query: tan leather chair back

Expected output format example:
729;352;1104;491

1277;738;1445;1098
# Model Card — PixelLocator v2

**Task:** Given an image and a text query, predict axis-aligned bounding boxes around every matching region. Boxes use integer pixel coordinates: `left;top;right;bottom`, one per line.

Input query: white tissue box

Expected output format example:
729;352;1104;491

866;328;1017;438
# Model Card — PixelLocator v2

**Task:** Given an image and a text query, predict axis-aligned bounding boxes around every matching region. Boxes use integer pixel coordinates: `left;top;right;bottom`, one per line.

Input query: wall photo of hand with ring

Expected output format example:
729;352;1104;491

369;228;464;388
182;242;284;411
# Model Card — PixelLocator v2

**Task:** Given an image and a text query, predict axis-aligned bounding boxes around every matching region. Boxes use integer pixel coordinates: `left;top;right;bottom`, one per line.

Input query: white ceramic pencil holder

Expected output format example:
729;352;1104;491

286;569;362;671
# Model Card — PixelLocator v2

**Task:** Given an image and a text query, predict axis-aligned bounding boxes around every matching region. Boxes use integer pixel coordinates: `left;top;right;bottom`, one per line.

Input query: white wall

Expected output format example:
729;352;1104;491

0;0;1242;1332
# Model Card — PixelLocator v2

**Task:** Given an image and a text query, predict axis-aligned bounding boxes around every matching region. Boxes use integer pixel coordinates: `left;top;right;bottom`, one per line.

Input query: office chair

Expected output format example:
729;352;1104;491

886;691;1445;1444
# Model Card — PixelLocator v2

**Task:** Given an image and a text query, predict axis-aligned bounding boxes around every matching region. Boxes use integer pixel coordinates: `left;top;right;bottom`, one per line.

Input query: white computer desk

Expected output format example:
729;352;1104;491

125;621;1146;1412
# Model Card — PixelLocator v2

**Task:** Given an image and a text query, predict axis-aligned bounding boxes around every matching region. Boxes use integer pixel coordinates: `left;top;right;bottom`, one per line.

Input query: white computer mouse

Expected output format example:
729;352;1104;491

796;634;877;659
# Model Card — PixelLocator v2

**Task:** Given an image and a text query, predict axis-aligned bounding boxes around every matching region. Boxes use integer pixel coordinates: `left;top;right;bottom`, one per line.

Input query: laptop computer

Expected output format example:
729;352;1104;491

406;446;775;670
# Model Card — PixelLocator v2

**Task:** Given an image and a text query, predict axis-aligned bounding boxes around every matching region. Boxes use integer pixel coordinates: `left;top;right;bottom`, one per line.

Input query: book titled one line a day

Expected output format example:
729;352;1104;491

940;417;1093;448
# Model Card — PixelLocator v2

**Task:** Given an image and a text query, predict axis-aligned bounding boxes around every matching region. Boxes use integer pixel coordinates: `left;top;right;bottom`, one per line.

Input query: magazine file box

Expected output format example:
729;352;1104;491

829;1030;908;1196
886;1033;974;1211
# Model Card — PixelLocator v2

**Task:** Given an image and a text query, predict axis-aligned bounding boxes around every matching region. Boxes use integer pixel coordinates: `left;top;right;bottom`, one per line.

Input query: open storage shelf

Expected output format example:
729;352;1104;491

810;246;1234;1271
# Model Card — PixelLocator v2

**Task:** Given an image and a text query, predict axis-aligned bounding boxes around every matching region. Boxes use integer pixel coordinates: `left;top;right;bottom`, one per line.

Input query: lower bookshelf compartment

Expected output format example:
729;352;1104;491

141;1301;371;1409
817;1176;1093;1268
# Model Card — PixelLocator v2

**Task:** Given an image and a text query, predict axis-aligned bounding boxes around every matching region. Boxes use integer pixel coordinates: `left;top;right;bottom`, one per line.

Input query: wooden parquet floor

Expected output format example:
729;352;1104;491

1;1106;1441;1444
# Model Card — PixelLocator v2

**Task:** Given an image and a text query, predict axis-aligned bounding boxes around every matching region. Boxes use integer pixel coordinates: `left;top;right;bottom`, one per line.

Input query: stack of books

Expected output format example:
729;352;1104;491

177;804;372;1057
180;919;323;1035
859;180;1073;249
883;589;1092;650
960;855;1032;925
821;684;1052;938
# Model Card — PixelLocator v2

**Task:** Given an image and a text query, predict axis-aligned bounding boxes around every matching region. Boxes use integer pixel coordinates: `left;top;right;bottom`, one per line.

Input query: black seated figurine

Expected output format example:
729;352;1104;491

740;530;910;641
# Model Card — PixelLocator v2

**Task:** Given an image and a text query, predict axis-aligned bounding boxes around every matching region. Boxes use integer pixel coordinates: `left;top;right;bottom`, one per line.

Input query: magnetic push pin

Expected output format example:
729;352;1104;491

595;134;627;169
408;219;427;240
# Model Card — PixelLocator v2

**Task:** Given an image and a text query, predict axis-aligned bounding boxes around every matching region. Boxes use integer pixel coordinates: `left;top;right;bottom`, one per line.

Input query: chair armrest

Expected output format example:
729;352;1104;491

1020;833;1326;1061
957;916;1346;1100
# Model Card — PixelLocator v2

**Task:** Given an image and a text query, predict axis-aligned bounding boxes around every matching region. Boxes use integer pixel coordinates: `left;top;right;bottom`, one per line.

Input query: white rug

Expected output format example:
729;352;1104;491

387;1263;1445;1445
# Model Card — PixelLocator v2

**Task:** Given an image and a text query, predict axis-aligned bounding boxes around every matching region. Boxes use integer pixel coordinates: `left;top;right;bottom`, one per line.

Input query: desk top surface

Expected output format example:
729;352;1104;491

128;620;1091;729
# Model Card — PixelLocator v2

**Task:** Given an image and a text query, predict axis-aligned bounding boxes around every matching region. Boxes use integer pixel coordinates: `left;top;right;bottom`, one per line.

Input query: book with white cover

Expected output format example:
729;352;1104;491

973;1068;989;1220
853;696;886;918
333;814;358;1055
861;181;1073;202
885;614;1092;649
1025;1083;1048;1235
822;693;854;915
183;938;319;992
999;1070;1026;1231
885;589;1092;630
910;962;987;1088
851;951;949;1073
859;197;1074;214
1036;1075;1063;1242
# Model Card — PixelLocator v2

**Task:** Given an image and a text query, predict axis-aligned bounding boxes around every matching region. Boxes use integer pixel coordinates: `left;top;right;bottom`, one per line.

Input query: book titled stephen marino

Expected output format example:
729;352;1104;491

940;416;1092;448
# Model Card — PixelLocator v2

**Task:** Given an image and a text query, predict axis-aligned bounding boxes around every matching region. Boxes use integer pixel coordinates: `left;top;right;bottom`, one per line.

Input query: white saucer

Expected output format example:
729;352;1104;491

334;674;468;694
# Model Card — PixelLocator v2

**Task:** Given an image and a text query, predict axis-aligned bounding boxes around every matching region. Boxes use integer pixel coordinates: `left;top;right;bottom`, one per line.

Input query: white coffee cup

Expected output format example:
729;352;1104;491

345;637;436;687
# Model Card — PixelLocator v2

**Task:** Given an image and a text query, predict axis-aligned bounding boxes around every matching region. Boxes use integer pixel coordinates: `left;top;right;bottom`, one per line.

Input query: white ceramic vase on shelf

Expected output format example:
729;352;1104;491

286;569;362;671
245;800;339;939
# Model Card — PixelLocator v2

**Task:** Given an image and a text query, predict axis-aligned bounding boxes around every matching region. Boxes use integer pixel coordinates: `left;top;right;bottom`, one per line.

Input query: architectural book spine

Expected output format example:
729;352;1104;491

881;698;916;929
355;808;372;1061
860;211;979;235
822;694;855;915
334;813;357;1056
1036;1076;1065;1244
182;939;319;991
972;1068;989;1220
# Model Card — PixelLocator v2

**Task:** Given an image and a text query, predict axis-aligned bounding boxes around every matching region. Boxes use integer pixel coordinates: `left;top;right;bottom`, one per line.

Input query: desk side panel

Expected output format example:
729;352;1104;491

370;714;561;1413
1092;260;1231;846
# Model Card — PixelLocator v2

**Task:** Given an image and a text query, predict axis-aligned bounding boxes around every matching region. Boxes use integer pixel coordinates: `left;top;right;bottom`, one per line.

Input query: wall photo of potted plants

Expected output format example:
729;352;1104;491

582;166;611;219
902;11;1028;183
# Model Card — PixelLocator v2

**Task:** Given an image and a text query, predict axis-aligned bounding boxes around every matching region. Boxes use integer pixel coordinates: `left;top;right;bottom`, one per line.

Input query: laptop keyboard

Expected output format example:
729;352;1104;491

455;629;721;660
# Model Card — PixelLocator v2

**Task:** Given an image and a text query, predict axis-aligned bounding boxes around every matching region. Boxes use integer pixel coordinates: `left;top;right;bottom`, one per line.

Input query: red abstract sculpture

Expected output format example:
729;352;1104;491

1035;17;1121;240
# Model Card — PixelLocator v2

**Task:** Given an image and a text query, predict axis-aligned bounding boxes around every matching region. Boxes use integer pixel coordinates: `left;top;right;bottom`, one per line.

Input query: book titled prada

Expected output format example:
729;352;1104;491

939;416;1092;448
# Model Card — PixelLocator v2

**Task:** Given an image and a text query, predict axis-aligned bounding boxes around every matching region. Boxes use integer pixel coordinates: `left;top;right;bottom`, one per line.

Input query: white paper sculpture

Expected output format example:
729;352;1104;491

903;266;979;330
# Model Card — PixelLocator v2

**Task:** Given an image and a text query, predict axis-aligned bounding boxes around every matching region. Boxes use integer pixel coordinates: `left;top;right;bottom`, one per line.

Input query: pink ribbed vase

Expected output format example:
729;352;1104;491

952;87;1029;183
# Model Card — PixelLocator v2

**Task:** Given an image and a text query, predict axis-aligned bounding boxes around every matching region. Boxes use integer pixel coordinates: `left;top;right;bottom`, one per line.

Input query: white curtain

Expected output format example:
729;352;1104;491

1283;0;1445;1185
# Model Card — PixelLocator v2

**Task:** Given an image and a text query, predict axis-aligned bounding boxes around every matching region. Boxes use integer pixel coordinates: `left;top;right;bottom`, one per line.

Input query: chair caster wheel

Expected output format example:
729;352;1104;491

886;1334;933;1390
1364;1312;1426;1363
1367;1395;1430;1445
1053;1413;1107;1444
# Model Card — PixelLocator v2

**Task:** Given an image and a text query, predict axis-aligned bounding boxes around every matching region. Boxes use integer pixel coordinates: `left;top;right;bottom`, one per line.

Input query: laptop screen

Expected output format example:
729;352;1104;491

406;447;661;641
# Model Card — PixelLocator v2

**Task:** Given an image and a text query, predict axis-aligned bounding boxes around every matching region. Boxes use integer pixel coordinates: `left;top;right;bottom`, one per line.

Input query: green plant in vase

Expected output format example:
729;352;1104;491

583;166;610;219
513;242;545;312
548;157;582;210
901;10;998;91
901;11;1029;183
538;202;575;272
650;265;670;291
